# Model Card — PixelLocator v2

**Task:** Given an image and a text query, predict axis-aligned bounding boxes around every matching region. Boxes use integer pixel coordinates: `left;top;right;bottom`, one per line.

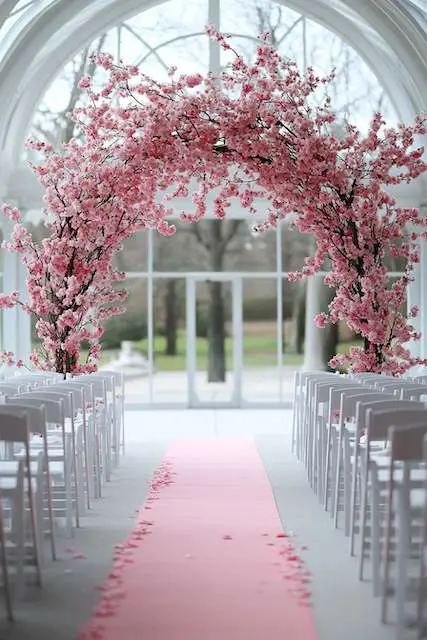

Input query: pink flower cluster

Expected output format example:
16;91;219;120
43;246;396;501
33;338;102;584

2;30;427;374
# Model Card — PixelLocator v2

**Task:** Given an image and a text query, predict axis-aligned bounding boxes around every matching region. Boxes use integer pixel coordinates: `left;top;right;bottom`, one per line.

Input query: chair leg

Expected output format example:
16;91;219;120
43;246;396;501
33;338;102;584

343;433;352;537
330;432;338;515
371;470;381;597
82;413;91;510
64;437;73;538
395;494;409;639
43;444;56;561
350;443;360;556
333;425;344;529
12;484;25;599
323;424;332;510
70;419;80;529
0;501;13;622
381;471;394;624
359;459;370;582
25;449;42;588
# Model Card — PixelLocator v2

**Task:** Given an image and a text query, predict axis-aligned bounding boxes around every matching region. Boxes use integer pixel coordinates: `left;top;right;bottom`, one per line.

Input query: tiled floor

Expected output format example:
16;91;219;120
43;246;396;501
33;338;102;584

124;408;293;441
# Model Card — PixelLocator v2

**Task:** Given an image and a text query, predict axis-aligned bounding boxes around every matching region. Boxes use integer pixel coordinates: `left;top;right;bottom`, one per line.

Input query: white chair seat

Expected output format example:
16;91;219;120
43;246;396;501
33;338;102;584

0;460;40;476
0;476;20;490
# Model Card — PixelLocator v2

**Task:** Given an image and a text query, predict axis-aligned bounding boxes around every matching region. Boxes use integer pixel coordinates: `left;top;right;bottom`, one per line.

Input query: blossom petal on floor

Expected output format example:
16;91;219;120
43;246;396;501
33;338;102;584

79;438;318;640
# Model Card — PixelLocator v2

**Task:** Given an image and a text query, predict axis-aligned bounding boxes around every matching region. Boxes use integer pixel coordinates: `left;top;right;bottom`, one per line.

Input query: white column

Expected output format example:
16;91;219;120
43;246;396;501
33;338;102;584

147;229;154;402
302;274;325;370
2;220;20;357
407;229;422;358
208;0;221;75
17;256;31;362
420;205;427;358
1;218;31;364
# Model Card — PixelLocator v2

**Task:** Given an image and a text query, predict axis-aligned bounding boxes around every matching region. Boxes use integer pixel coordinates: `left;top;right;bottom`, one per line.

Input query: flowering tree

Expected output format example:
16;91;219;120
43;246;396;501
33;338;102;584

0;134;174;375
2;31;427;374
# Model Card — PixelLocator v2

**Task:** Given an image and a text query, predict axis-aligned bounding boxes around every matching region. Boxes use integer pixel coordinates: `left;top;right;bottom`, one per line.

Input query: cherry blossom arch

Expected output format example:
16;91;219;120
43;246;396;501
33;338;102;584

0;27;425;375
0;1;426;378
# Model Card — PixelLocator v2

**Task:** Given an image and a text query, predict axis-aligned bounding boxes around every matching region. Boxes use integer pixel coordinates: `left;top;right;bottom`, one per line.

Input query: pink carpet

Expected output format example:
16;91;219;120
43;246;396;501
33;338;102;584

79;438;318;640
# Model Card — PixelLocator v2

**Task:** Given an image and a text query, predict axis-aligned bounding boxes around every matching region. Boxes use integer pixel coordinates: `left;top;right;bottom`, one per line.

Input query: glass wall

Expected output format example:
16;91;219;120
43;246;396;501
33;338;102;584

17;0;400;407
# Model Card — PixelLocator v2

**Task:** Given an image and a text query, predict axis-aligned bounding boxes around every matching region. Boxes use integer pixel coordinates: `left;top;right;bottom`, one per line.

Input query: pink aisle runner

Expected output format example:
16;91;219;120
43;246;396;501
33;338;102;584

79;438;318;640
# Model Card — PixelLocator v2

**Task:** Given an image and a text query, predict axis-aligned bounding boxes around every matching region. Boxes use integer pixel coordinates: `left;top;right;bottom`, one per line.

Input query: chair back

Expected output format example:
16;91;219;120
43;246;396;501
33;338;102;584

367;405;427;442
399;385;427;401
9;395;63;425
0;410;28;443
24;389;73;419
340;391;392;422
389;422;427;462
2;401;46;437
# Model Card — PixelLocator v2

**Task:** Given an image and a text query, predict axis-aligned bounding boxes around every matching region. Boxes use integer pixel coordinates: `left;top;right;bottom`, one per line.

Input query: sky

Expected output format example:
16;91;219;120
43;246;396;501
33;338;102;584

36;0;396;132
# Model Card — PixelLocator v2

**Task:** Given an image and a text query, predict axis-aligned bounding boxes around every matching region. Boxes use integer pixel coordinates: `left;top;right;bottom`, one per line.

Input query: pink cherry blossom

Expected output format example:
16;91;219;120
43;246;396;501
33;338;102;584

1;30;427;375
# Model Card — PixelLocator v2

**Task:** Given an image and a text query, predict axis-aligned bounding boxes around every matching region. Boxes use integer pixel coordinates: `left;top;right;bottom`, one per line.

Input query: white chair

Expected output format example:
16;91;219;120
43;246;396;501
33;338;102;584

305;375;351;487
321;383;368;511
73;376;110;498
382;422;427;636
293;371;340;463
82;371;124;463
330;389;392;531
4;401;56;561
359;404;427;596
48;382;92;509
0;410;42;595
74;375;113;482
350;399;424;557
22;389;83;526
309;378;359;488
9;396;74;538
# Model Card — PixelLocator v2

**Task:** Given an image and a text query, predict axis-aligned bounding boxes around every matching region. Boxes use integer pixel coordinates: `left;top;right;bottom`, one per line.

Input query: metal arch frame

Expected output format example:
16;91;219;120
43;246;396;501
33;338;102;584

284;0;423;123
0;0;426;160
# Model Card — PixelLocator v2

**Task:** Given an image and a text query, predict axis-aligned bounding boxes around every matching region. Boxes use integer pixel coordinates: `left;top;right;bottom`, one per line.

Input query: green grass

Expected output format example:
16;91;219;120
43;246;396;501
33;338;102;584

42;331;365;372
129;331;363;371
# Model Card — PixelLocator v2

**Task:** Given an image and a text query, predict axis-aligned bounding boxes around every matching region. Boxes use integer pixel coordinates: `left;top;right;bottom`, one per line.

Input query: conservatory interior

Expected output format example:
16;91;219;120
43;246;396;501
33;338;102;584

0;1;426;639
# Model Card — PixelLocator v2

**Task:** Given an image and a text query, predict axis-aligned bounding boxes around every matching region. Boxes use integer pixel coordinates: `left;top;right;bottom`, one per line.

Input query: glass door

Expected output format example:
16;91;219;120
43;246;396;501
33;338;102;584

186;275;242;407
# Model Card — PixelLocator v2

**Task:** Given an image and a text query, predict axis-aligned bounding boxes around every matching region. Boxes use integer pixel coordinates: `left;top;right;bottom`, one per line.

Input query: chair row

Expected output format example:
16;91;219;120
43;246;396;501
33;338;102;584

0;369;124;621
292;369;427;639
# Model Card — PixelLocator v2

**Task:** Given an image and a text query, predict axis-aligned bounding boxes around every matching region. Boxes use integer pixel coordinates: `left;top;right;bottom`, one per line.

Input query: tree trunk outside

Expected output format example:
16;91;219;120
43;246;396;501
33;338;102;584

164;279;178;356
207;280;226;382
207;220;226;383
287;280;306;354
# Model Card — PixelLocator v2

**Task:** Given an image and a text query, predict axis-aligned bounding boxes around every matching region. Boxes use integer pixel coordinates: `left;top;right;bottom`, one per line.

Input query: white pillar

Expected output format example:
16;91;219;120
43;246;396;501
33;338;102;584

2;221;20;356
17;256;31;362
407;232;422;358
208;0;221;76
302;274;325;370
420;206;427;358
2;218;31;364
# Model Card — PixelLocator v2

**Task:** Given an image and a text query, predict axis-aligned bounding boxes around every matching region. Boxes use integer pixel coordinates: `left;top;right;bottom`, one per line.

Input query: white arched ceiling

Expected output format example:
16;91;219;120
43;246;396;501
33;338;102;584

0;0;426;164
